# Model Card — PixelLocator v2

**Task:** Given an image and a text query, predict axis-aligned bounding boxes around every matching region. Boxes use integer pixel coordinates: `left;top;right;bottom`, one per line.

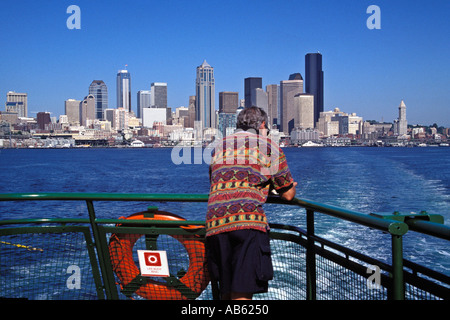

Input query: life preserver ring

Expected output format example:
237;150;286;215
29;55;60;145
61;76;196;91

108;211;210;300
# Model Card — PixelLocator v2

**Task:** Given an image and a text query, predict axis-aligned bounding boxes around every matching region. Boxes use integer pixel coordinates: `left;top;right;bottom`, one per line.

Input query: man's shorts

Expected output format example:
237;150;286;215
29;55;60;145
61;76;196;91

205;229;273;297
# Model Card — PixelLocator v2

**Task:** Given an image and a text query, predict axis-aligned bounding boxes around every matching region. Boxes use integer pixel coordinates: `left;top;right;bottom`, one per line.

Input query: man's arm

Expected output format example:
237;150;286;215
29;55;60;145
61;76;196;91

279;182;297;201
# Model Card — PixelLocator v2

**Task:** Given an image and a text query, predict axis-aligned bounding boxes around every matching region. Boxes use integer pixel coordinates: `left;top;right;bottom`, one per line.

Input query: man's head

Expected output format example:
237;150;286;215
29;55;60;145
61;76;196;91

236;106;268;133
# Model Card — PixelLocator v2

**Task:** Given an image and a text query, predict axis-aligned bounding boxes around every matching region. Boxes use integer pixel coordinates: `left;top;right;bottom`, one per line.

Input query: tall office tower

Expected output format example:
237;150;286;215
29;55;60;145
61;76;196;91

186;95;196;128
266;84;279;127
89;80;108;119
280;75;303;135
137;90;151;118
195;60;215;129
219;92;239;113
294;94;314;129
65;99;81;125
150;83;168;109
396;100;407;135
37;112;51;130
79;94;96;126
251;88;268;115
6;91;27;117
219;92;239;138
244;77;262;108
116;69;131;112
305;53;324;126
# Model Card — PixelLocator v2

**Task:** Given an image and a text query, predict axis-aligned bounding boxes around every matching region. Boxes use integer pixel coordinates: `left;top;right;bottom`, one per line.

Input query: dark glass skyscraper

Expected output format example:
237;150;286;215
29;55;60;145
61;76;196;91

89;80;108;119
244;77;262;108
305;53;324;126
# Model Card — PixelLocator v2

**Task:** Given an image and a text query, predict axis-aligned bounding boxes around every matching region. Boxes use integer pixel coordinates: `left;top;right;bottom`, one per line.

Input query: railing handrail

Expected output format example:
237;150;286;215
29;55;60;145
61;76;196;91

0;192;448;239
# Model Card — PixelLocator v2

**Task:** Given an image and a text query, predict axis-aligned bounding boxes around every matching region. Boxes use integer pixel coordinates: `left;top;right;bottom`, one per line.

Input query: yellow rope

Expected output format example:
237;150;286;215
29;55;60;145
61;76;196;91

0;240;44;252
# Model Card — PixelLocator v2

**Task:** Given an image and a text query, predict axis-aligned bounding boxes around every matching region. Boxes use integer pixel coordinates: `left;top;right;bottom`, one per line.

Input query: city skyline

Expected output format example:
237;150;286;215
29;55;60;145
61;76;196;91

1;0;449;127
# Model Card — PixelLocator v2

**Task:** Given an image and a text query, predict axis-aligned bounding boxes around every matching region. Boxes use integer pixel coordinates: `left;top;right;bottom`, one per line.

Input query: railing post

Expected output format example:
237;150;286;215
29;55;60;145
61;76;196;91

306;209;316;300
391;234;405;300
86;200;118;300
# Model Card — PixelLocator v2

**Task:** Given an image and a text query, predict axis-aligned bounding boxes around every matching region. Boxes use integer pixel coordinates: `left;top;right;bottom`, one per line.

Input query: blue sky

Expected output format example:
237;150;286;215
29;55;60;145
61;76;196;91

1;0;449;126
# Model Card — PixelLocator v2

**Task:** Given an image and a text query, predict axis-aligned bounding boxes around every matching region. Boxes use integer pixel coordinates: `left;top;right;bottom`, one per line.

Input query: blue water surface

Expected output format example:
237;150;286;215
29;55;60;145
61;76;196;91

0;147;449;275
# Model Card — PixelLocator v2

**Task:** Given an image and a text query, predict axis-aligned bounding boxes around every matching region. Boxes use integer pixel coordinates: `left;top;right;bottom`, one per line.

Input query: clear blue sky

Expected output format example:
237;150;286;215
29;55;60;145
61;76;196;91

1;0;449;126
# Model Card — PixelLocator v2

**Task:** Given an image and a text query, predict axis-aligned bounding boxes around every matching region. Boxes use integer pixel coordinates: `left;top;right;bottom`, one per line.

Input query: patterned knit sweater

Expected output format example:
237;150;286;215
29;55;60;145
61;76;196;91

206;131;294;237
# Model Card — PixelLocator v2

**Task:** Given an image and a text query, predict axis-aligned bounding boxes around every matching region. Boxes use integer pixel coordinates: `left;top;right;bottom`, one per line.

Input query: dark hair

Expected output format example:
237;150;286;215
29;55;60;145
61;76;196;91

236;106;268;132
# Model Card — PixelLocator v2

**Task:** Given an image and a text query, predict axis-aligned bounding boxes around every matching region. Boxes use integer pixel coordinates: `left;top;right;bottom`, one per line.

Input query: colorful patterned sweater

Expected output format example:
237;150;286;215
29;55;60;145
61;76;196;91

206;131;295;237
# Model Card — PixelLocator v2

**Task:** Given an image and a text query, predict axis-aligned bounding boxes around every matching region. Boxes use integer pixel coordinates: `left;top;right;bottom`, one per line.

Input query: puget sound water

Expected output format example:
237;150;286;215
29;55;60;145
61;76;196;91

0;146;449;279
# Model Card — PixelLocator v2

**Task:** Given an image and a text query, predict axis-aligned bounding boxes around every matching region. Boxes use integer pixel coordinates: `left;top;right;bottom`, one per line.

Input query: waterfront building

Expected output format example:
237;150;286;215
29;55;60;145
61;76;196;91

244;77;262;109
294;93;314;129
316;108;363;137
65;99;81;125
305;53;324;125
150;83;167;109
142;107;167;128
0;111;19;125
291;128;320;145
137;90;151;119
172;106;189;127
37;112;51;130
219;92;239;114
339;113;363;135
89;80;108;119
79;95;96;127
316;108;346;137
6;91;27;117
59;115;68;125
116;70;131;113
280;75;303;135
195;60;215;129
104;107;129;131
266;84;279;128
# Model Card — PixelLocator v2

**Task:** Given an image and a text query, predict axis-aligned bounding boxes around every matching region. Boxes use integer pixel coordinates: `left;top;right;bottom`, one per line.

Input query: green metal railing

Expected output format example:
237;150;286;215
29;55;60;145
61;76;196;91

0;193;449;300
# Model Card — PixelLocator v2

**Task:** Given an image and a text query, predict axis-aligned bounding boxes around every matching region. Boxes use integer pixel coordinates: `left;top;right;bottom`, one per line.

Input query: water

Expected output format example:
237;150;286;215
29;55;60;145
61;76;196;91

0;147;449;279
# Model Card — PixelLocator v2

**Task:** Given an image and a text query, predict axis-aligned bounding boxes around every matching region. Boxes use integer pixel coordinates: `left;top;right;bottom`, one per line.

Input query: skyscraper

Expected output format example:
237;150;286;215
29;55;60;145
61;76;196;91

116;69;131;113
251;88;268;115
294;94;314;129
395;100;407;136
79;94;96;126
150;83;168;109
266;84;279;127
244;77;262;108
89;80;108;120
219;92;239;113
305;53;324;126
6;91;27;117
280;74;303;135
65;99;81;125
195;60;215;129
137;90;151;119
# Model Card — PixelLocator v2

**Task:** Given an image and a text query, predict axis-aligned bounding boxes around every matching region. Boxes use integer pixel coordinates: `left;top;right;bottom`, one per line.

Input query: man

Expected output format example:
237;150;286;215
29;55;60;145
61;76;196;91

206;106;297;300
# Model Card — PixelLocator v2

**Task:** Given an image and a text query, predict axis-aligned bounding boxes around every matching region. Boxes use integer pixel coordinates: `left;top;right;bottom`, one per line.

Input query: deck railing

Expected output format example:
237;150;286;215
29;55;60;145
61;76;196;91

0;193;448;300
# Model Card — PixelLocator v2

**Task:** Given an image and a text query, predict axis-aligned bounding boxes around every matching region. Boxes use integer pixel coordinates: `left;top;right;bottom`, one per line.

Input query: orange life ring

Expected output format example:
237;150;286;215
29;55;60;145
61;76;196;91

108;211;210;300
